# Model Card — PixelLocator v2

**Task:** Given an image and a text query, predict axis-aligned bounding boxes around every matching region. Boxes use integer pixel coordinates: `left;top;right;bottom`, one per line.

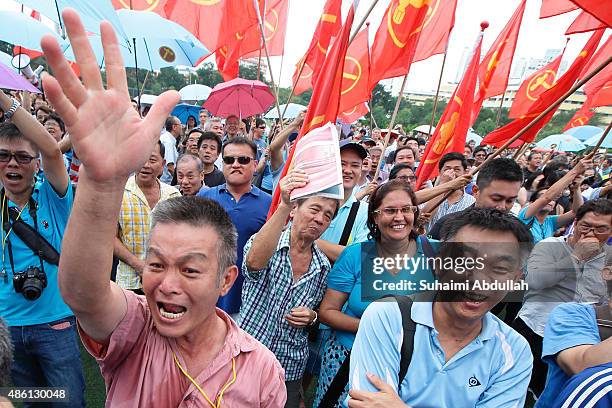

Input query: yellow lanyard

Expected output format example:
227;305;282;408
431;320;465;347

1;195;29;273
172;352;237;408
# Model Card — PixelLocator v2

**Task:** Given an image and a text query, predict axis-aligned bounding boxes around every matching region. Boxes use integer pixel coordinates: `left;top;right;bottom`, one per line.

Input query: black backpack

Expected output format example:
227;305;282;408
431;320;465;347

317;295;416;408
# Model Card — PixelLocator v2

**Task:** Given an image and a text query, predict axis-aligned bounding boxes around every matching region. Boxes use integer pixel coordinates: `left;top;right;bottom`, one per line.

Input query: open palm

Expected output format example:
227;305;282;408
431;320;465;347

41;10;179;183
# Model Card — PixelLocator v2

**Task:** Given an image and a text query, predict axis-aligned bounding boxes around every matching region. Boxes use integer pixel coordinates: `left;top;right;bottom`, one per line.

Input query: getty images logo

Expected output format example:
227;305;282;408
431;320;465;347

468;375;481;387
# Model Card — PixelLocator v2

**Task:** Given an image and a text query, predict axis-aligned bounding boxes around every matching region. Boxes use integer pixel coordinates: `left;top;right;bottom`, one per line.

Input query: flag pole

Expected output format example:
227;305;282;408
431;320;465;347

512;142;528;160
495;91;506;127
255;0;284;128
428;43;450;136
372;72;409;182
281;0;380;123
586;121;612;158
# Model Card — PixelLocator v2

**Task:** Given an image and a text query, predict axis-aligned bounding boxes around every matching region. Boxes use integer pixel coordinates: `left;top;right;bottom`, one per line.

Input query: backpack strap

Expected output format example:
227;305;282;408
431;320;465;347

595;304;612;341
392;295;417;384
339;201;361;246
419;235;437;258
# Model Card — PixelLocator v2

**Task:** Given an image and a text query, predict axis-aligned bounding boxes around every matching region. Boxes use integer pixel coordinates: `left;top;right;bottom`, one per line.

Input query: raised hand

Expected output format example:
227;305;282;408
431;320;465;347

40;9;180;185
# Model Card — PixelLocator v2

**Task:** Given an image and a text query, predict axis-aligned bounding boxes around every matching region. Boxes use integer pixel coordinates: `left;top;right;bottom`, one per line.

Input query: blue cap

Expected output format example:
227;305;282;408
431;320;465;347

339;139;367;159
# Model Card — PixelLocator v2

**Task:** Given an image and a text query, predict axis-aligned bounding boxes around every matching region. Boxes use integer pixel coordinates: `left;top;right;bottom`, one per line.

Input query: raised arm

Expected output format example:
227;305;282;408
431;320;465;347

415;174;472;205
269;113;303;171
0;90;69;195
42;10;179;344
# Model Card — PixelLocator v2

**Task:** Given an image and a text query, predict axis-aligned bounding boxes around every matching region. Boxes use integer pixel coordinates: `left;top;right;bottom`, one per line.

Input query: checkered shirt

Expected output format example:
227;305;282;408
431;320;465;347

238;226;331;381
115;176;181;290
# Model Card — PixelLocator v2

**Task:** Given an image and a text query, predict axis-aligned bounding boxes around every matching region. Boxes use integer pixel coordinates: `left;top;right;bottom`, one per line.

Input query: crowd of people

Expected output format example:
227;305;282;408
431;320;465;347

0;11;611;408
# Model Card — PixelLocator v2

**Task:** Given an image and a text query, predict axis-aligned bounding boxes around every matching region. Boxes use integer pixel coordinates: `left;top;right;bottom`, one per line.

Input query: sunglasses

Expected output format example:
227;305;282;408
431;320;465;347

257;126;266;130
0;151;37;164
223;156;253;165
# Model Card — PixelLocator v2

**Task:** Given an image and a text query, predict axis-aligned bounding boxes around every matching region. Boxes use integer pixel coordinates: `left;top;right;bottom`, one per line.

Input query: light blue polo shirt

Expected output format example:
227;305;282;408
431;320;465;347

0;178;74;326
320;194;369;245
518;206;562;243
537;303;601;408
347;300;533;407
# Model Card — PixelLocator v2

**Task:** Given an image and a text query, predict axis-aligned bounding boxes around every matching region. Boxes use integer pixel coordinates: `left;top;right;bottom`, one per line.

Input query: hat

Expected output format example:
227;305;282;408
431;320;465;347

339;139;367;159
360;137;376;146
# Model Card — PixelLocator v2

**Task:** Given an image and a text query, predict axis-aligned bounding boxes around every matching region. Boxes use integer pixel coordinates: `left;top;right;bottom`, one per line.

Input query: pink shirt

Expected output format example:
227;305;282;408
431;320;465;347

79;289;286;407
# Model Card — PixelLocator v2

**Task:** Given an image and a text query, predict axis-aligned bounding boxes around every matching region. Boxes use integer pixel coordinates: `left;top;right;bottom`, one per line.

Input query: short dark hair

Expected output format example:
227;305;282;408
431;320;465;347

0;122;39;156
527;152;542;162
255;118;265;128
404;136;418;144
165;116;177;132
440;207;533;248
529;186;548;203
222;136;257;158
367;180;419;241
187;128;204;139
42;113;65;133
151;197;237;281
395;146;416;160
416;137;426;146
524;170;543;191
35;105;52;116
197;131;222;152
575;199;612;222
476;158;523;190
438;152;467;171
154;140;165;158
389;163;415;180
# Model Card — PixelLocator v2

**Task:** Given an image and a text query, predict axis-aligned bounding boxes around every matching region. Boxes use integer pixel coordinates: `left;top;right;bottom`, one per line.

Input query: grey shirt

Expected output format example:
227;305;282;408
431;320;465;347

518;236;610;336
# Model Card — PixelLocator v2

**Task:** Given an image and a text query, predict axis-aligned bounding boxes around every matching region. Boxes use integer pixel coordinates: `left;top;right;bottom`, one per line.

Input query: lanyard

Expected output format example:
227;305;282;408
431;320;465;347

1;195;27;282
173;352;237;408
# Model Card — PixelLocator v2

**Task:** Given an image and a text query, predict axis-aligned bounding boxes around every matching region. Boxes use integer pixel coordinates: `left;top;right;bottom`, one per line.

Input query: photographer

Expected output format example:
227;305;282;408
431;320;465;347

0;90;84;406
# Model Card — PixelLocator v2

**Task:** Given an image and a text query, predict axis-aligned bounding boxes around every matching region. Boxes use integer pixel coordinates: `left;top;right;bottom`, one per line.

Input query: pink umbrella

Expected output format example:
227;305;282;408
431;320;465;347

203;78;275;119
0;60;40;93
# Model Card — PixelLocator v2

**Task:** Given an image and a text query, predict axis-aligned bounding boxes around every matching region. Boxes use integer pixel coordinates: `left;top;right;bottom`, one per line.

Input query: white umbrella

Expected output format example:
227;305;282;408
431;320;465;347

138;94;158;105
412;124;436;135
466;131;482;145
265;103;307;119
179;84;212;102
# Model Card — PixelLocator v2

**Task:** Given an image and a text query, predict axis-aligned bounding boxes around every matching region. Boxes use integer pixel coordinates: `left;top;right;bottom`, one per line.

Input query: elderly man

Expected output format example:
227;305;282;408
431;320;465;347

347;208;534;408
241;169;339;407
204;117;224;138
176;154;206;196
43;10;286;406
224;115;241;141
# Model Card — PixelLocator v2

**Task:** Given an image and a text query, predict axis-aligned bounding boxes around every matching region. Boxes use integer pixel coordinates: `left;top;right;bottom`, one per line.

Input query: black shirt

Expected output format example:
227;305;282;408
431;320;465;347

204;166;226;187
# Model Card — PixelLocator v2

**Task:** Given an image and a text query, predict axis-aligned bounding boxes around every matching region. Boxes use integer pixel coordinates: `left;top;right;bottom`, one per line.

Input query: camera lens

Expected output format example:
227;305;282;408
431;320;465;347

22;278;43;300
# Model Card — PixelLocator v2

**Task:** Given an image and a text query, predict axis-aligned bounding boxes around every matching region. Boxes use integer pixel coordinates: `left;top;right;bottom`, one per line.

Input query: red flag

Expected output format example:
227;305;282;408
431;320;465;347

569;0;612;26
338;27;370;115
563;104;594;131
589;80;612;107
565;11;606;34
483;29;604;147
242;0;289;58
415;28;483;189
368;0;432;90
413;0;458;62
215;46;239;82
291;0;343;95
540;0;578;18
268;0;357;217
471;0;525;123
111;0;169;13
339;102;369;124
582;37;612;106
508;54;563;119
164;0;260;53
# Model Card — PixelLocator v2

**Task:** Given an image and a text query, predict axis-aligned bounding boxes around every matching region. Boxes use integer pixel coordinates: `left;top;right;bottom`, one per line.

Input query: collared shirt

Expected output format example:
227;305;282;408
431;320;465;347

426;190;475;230
518;236;610;336
319;194;369;245
367;169;389;184
160;131;178;184
197;184;271;314
116;176;180;290
518;206;562;243
0;177;74;326
537;303;601;408
79;289;286;407
347;300;533;408
239;226;331;381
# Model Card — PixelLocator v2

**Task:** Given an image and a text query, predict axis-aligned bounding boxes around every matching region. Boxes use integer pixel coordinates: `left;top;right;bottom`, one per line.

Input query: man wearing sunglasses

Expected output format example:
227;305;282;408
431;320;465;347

252;118;267;161
198;137;271;316
0;90;85;405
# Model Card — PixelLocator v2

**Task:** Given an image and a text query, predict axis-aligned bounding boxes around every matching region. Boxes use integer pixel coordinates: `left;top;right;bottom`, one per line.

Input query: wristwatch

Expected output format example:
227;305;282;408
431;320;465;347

3;98;20;121
309;310;319;326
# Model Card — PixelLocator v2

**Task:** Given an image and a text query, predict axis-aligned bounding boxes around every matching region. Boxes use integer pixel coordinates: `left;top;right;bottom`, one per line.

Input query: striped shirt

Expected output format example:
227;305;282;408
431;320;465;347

238;226;331;381
427;191;475;230
116;176;181;290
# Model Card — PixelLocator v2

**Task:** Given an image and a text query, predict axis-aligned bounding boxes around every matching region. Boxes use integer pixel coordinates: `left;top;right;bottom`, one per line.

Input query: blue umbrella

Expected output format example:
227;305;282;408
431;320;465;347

63;10;209;70
172;104;201;125
536;134;586;152
0;11;68;53
563;125;604;141
265;103;307;119
584;131;612;149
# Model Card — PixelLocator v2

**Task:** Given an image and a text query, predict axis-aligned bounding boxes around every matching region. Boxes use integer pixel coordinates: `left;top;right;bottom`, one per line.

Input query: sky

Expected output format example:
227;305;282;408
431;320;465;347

1;0;608;95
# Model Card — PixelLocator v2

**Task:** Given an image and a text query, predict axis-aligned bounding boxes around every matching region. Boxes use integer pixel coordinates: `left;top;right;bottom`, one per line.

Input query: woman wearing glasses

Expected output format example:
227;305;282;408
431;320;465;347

313;180;436;407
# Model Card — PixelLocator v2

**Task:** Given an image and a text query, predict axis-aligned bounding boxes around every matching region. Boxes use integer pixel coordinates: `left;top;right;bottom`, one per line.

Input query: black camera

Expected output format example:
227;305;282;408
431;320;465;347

13;267;47;300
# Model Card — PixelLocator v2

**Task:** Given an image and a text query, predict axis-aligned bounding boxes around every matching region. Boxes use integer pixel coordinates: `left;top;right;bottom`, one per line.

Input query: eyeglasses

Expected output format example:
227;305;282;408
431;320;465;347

223;156;253;165
373;206;418;217
576;224;611;235
396;175;417;182
257;126;266;130
0;151;37;164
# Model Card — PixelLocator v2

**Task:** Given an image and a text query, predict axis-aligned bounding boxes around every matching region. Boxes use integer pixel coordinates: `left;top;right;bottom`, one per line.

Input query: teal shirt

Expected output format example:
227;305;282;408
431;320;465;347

0;178;74;326
319;194;369;245
518;206;561;243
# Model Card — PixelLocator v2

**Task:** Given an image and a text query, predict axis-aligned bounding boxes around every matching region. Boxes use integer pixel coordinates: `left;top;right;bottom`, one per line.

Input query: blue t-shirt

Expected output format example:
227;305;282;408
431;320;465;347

319;195;369;246
518;206;561;243
0;178;74;326
553;362;612;408
347;300;533;407
329;238;434;350
537;303;601;408
198;184;271;314
253;138;267;161
261;162;284;193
